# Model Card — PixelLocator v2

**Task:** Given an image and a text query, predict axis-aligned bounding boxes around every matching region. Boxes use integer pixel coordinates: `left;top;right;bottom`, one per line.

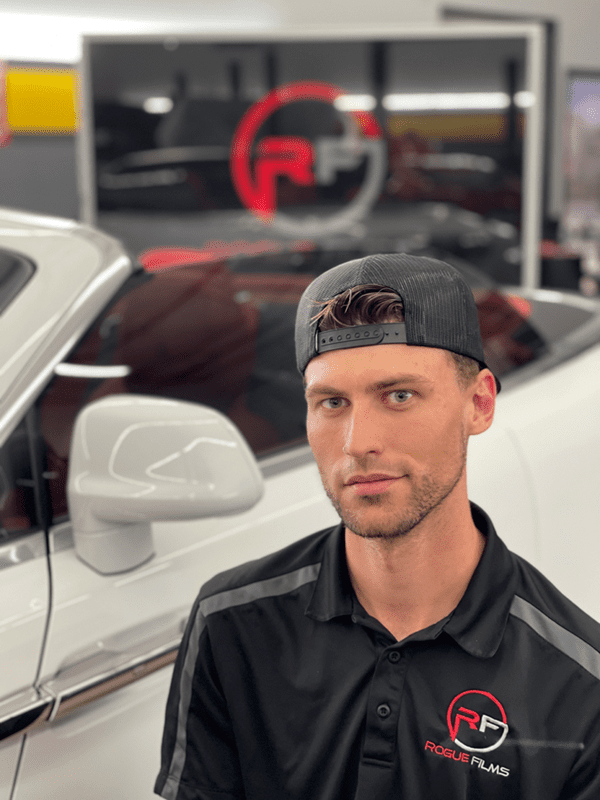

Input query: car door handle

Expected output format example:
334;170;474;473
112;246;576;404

0;687;54;742
0;610;188;740
40;608;187;723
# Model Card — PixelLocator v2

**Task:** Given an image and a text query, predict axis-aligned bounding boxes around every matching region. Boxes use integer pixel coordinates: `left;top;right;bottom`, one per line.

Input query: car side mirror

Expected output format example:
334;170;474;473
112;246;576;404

67;395;264;574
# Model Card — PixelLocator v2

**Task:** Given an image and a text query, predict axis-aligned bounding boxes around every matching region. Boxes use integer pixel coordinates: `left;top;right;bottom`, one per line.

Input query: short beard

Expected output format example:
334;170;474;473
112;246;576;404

321;445;467;541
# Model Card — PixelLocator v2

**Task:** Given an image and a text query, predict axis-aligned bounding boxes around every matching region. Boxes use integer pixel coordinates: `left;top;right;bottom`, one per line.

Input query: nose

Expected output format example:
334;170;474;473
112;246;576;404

342;403;385;459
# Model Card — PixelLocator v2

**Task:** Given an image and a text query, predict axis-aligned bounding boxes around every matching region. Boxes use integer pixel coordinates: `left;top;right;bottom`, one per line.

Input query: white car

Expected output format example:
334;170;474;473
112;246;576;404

0;207;599;799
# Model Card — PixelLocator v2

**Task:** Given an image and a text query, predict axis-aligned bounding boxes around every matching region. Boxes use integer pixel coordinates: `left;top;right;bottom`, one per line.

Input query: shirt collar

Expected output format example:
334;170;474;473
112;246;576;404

443;503;517;658
306;521;353;622
305;503;517;659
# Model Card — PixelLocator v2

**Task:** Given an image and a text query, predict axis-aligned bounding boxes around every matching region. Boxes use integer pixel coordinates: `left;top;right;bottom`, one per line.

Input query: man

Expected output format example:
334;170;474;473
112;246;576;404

155;253;600;799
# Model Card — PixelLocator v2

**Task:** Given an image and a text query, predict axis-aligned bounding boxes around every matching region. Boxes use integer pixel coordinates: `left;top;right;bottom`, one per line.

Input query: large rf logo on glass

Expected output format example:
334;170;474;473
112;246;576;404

230;81;386;237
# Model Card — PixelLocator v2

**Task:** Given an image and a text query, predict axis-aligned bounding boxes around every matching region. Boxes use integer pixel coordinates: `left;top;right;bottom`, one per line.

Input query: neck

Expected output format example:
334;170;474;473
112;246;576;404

344;496;485;642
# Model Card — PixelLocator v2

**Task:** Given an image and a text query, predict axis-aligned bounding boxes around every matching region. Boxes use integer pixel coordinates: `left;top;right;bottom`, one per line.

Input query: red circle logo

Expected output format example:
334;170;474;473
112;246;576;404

229;80;386;236
447;690;509;753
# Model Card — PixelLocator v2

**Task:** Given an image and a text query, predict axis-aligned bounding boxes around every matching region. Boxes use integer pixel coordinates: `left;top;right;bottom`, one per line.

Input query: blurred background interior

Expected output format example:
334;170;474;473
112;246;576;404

5;7;600;796
0;0;599;295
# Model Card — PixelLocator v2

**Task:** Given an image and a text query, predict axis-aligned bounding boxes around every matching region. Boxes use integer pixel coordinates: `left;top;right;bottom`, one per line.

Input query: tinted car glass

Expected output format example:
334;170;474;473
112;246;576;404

0;416;41;541
0;249;35;314
39;250;545;520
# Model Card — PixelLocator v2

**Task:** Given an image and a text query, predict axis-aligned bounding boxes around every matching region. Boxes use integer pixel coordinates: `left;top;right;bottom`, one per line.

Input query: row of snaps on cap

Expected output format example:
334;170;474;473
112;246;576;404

320;328;382;344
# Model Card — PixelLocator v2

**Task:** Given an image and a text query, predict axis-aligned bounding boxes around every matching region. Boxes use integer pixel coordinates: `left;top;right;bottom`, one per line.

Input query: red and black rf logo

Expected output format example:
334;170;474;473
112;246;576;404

229;80;386;237
424;689;511;779
447;690;509;753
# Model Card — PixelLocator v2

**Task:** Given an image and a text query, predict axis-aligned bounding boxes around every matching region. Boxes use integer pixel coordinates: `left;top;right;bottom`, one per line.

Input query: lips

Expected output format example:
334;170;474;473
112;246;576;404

344;473;402;496
345;473;399;485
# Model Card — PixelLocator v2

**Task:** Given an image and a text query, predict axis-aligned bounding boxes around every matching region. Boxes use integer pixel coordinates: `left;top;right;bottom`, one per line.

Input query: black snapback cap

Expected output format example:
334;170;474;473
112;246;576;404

295;252;500;390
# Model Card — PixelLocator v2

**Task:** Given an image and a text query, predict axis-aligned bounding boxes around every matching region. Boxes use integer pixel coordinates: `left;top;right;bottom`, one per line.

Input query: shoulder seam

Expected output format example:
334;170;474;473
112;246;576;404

510;594;600;682
200;562;322;617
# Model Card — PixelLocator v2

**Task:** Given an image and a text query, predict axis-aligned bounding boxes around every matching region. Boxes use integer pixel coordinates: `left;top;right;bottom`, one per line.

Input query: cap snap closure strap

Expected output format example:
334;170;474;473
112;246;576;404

316;322;407;354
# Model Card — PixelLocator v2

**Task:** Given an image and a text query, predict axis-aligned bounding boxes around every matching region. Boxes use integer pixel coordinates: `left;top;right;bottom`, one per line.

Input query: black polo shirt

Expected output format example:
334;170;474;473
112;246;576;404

155;504;600;800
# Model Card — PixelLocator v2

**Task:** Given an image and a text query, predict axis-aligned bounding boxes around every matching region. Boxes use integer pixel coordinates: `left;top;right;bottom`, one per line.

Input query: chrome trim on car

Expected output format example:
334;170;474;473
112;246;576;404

0;530;46;570
54;363;131;379
47;643;179;723
0;686;53;742
40;608;187;724
0;611;187;740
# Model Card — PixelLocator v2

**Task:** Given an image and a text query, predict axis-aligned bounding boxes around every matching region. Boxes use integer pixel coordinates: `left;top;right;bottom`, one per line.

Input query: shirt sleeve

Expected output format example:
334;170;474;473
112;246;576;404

558;720;600;800
154;595;245;800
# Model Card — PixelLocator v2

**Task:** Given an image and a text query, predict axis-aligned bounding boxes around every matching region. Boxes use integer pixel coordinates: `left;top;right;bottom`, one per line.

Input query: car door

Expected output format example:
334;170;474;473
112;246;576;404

496;341;600;622
0;413;51;800
7;242;337;799
11;445;334;800
486;289;600;622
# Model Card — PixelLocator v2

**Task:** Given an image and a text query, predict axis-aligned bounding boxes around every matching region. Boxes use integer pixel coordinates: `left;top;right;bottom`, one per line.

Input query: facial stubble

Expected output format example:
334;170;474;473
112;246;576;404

320;432;469;541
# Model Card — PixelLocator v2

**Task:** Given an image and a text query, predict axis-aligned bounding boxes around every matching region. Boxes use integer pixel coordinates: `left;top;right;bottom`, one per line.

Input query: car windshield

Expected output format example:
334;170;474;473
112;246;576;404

38;246;547;520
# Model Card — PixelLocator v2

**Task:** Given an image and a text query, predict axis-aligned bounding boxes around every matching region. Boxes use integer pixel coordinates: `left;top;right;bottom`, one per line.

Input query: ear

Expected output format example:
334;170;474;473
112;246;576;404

467;369;496;436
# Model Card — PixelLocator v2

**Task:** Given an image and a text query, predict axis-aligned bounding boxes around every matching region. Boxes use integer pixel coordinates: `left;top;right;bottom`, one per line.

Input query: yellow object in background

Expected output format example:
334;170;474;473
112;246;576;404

387;113;521;143
6;67;78;134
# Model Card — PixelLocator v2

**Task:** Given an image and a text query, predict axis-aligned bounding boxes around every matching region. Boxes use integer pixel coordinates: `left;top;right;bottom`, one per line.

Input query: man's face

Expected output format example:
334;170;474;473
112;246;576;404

304;343;491;540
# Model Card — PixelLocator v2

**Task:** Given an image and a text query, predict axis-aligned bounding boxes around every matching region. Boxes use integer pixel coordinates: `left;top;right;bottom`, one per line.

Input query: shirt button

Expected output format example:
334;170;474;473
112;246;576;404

376;703;392;719
388;651;400;663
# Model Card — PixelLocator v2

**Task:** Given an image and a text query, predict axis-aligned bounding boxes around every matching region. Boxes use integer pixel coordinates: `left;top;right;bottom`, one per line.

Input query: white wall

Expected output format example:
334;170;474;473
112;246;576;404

0;0;597;64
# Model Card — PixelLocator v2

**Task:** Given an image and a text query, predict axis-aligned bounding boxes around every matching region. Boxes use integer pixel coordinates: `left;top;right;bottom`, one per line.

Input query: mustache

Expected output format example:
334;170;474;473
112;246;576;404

339;459;413;484
344;472;403;485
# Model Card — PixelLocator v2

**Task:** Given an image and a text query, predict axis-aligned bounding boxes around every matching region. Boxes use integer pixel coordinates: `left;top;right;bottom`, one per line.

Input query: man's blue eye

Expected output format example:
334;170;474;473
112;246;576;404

323;397;344;409
389;390;413;404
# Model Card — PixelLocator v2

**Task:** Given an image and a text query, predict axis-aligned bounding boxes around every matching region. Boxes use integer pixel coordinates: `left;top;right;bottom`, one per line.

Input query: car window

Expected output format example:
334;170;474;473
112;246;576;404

38;250;545;521
473;287;547;378
0;248;35;314
0;415;42;541
39;259;307;520
227;248;547;381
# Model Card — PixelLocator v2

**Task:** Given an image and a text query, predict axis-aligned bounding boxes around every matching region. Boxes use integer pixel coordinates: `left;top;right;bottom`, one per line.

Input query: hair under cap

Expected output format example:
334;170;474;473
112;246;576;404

295;252;499;389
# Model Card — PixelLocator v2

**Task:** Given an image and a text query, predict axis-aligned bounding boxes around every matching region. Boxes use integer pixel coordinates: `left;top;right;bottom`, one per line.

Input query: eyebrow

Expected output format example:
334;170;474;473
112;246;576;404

304;374;434;396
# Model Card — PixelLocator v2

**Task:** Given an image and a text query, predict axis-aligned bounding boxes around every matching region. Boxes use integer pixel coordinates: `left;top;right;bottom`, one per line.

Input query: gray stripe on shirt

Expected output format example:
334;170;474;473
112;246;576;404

163;562;321;797
164;607;207;799
510;595;600;681
200;562;322;617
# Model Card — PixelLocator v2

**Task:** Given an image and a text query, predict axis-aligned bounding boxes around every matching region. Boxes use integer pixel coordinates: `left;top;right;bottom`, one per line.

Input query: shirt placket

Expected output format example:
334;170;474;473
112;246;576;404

353;638;413;798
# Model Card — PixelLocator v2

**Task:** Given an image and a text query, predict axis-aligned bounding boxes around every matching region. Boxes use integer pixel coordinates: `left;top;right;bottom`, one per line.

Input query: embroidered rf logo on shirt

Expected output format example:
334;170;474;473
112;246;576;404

424;689;511;778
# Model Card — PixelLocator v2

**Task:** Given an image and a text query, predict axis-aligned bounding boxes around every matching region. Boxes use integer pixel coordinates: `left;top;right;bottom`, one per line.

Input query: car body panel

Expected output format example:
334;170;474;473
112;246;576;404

0;536;49;800
13;458;338;797
12;667;170;800
0;740;21;800
0;208;132;447
0;535;48;698
38;458;338;684
467;422;540;567
494;343;600;618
